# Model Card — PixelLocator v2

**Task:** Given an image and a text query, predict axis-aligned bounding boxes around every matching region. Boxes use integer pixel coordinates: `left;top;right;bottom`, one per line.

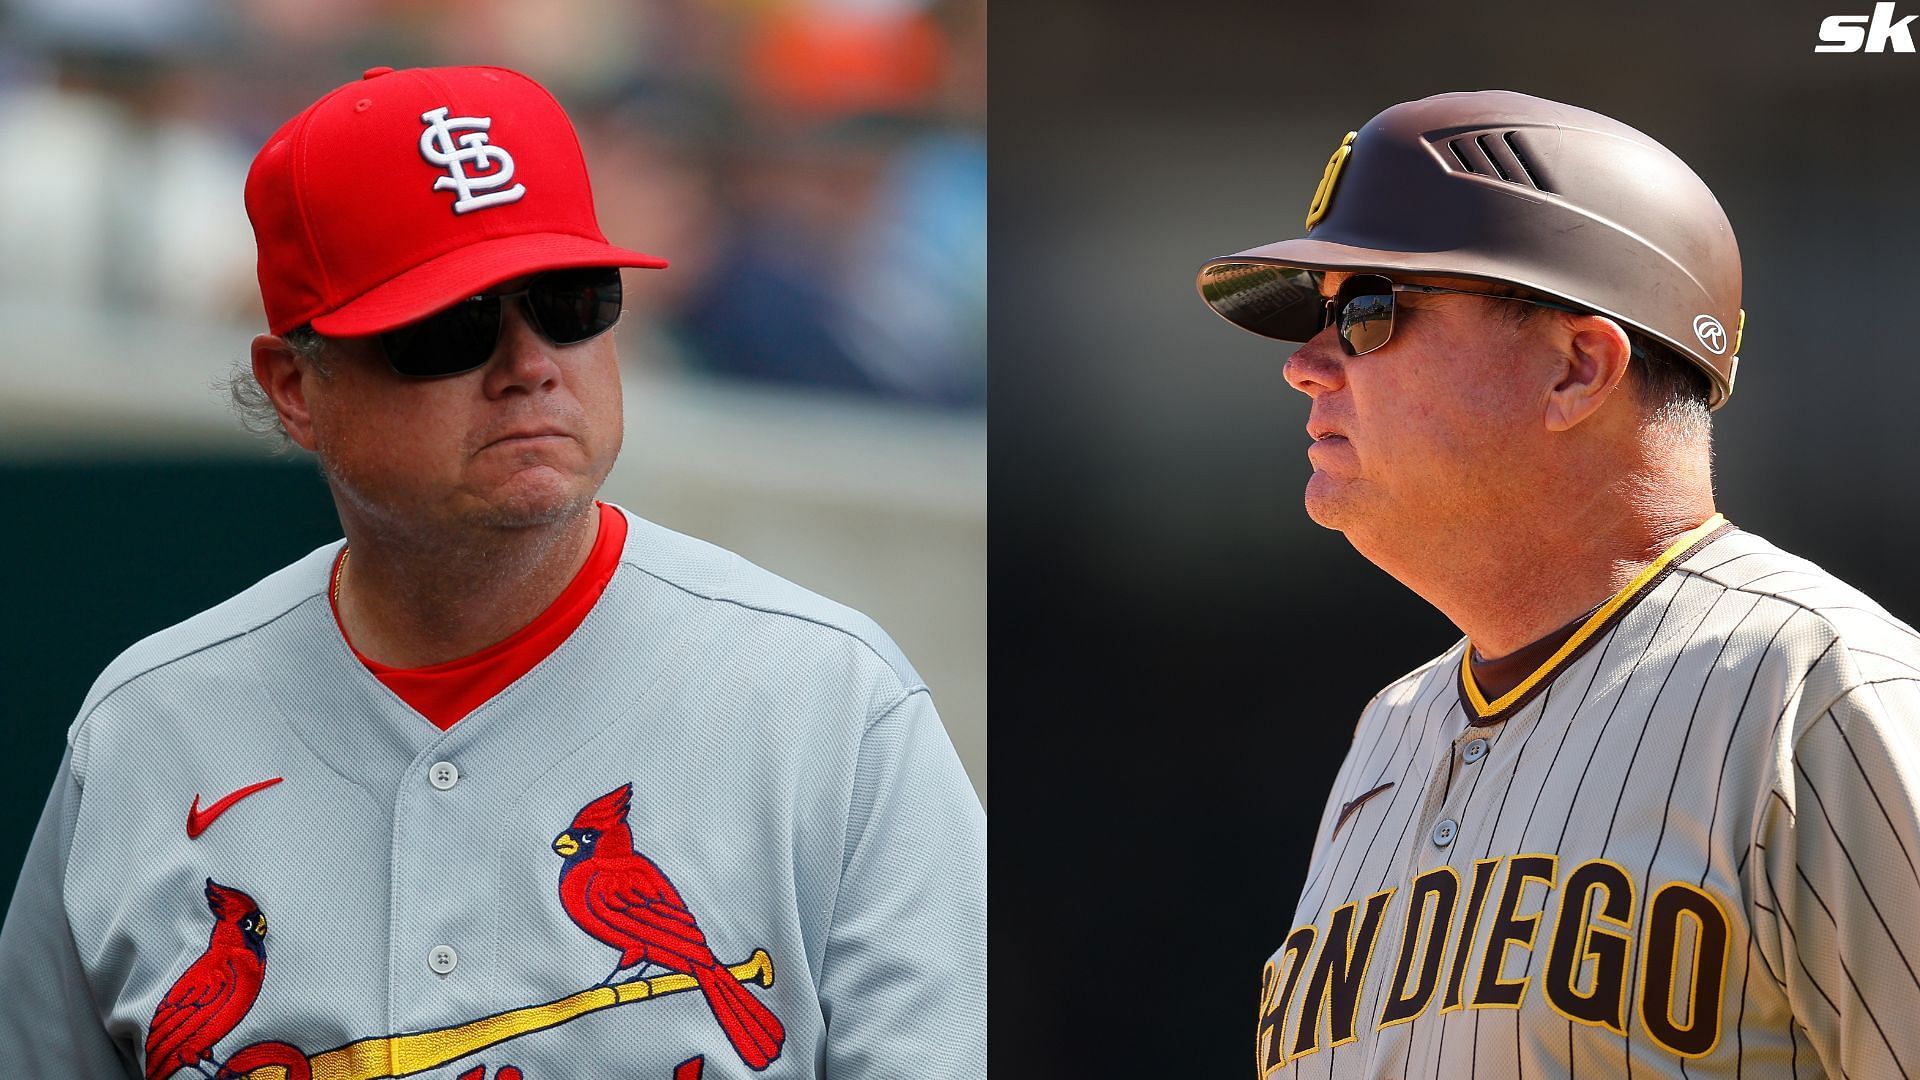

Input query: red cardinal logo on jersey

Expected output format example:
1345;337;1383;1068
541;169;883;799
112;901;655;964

553;783;785;1071
145;880;267;1080
455;1067;522;1080
218;1041;308;1080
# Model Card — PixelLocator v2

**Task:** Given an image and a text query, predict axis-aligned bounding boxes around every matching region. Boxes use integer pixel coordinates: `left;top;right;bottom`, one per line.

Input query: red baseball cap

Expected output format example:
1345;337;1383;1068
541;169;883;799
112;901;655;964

245;65;668;337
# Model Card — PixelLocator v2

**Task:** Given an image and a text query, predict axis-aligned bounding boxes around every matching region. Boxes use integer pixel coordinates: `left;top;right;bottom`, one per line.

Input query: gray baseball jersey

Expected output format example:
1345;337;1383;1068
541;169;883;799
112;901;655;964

1255;515;1920;1078
0;505;985;1079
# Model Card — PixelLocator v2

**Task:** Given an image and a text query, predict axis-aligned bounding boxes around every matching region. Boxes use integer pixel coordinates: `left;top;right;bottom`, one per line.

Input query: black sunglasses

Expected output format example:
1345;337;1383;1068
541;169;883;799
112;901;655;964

377;267;624;378
1319;273;1606;356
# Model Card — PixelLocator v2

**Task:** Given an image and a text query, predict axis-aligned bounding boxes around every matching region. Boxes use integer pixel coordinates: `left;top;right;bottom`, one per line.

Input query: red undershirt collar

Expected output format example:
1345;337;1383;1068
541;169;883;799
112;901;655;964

327;501;628;730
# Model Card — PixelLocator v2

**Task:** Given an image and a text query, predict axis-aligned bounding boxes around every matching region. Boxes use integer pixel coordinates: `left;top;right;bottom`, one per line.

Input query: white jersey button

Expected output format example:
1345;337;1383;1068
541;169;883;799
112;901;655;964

428;944;458;975
1462;738;1488;764
1431;818;1458;847
429;761;459;790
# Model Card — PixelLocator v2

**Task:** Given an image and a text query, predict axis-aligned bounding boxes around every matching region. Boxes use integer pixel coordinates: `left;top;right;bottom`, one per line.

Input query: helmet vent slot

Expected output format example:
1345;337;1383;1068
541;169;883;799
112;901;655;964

1499;131;1550;192
1443;131;1554;194
1476;135;1515;182
1446;137;1480;174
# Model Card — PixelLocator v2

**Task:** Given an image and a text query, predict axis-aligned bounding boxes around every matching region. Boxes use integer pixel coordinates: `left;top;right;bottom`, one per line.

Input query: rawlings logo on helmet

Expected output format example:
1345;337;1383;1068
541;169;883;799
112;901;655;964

1693;314;1728;356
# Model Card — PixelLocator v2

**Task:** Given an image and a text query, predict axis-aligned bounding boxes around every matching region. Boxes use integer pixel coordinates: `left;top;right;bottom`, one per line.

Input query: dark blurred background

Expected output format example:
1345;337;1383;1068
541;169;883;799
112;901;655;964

991;1;1920;1076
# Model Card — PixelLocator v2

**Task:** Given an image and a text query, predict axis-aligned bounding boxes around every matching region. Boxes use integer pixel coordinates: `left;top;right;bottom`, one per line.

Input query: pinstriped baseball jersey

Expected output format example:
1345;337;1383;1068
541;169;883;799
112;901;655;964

0;505;986;1079
1254;514;1920;1078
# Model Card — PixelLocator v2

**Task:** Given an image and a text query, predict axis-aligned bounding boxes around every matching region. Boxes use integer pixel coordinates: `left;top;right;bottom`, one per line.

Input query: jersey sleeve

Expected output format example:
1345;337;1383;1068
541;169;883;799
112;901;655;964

1751;676;1920;1075
817;688;985;1078
1305;689;1388;864
0;744;141;1076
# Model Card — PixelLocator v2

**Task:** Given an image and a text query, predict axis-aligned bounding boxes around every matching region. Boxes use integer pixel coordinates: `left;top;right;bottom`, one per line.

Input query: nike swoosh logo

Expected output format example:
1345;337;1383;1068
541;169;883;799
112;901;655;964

187;777;284;839
1331;782;1394;840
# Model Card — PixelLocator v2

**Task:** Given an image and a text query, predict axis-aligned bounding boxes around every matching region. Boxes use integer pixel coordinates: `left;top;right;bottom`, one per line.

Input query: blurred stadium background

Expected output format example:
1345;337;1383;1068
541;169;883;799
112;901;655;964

0;0;986;913
993;1;1920;1075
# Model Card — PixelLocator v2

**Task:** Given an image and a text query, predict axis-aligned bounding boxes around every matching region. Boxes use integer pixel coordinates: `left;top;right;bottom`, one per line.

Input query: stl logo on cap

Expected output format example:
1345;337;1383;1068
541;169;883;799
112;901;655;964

418;106;527;214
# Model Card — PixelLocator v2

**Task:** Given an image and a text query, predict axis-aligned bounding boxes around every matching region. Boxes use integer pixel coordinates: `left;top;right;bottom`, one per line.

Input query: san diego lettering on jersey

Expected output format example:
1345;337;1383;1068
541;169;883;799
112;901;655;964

1259;855;1729;1072
1257;517;1920;1078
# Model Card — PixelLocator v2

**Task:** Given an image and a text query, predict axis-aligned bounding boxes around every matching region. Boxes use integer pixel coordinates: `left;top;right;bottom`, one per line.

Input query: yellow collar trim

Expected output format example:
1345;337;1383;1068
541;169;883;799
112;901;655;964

1460;513;1727;719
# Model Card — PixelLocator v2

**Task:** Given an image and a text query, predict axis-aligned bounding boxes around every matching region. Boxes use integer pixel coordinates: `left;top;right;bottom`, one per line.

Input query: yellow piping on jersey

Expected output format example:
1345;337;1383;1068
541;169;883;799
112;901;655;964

1460;514;1727;719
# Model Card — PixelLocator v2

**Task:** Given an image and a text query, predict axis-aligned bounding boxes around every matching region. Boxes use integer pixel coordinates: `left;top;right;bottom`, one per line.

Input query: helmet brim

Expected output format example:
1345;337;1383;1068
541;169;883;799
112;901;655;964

1197;236;1547;341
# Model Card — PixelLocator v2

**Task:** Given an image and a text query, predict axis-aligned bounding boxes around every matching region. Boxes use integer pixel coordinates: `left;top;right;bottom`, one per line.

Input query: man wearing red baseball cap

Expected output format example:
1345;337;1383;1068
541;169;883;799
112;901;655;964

0;66;985;1080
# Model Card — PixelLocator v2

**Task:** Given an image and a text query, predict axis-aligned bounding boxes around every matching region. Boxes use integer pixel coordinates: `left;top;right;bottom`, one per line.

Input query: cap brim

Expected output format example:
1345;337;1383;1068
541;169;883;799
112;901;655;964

1197;237;1516;341
306;232;669;337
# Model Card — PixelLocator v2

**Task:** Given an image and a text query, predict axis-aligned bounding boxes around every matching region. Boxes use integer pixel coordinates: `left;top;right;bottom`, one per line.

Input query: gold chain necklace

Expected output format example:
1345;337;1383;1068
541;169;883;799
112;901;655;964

332;547;350;606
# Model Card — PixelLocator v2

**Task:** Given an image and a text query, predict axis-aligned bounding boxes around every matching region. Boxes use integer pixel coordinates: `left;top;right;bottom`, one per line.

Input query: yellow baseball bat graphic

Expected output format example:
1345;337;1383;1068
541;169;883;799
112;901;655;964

227;950;774;1080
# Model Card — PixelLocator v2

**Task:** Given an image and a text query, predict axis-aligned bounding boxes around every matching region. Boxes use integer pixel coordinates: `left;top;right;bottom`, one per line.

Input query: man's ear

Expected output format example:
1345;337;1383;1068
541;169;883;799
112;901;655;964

1545;315;1633;432
250;334;320;452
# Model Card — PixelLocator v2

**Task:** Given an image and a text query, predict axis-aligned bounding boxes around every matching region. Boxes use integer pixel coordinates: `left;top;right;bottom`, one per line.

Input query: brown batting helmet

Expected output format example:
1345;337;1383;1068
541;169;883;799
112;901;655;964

1196;90;1744;408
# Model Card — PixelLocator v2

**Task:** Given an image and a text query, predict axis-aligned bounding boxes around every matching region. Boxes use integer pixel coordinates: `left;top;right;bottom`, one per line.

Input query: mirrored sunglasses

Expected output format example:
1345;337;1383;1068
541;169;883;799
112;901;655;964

1199;265;1623;358
1319;274;1593;356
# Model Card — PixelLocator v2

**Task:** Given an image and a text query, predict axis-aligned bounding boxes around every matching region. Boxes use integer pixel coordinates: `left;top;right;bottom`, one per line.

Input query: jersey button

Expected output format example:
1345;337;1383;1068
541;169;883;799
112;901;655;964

428;944;458;975
1431;818;1459;848
429;761;459;790
1461;738;1488;765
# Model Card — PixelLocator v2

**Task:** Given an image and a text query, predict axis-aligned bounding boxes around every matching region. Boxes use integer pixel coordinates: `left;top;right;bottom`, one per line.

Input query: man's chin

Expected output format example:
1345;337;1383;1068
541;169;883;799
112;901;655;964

468;473;600;530
1302;472;1359;531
